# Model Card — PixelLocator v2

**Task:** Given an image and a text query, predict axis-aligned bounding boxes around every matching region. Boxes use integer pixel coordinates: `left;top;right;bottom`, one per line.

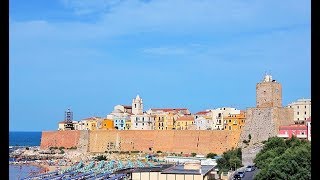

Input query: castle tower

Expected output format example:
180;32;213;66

239;73;294;166
132;95;143;115
256;74;282;108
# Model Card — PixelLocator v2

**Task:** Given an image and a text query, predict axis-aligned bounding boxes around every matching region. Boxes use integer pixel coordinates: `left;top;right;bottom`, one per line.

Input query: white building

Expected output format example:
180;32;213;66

307;118;311;141
287;98;311;123
195;116;213;130
209;107;241;130
130;114;154;130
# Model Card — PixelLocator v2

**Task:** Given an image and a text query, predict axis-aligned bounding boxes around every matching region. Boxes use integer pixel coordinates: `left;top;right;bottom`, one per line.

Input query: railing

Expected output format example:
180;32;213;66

296;134;307;138
277;134;289;138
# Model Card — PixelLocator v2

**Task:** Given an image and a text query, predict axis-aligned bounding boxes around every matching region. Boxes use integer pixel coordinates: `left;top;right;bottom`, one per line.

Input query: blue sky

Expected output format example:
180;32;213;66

9;0;311;131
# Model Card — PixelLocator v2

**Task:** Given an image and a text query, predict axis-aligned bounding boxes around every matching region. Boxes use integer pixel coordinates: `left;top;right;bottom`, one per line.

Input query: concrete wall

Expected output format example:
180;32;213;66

40;129;241;155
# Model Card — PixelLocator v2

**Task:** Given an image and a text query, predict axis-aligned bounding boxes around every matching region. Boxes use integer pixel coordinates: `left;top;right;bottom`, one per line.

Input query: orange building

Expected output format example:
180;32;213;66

101;119;115;130
223;111;246;131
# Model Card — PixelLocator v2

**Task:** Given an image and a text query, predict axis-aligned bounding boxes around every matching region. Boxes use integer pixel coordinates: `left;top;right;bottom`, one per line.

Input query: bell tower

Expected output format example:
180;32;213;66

132;95;143;115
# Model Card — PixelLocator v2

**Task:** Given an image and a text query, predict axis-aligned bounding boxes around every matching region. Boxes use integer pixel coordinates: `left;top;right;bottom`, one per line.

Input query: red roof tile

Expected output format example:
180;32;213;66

151;108;188;112
195;111;210;115
176;115;194;121
279;124;307;130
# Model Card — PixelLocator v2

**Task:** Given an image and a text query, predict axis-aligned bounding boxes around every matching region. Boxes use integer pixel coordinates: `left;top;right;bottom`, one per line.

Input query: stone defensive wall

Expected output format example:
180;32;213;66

239;107;294;146
40;130;241;155
40;130;89;152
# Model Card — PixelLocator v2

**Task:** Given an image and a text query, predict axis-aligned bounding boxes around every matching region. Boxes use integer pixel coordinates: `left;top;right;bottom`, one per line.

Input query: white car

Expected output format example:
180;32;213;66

246;165;255;172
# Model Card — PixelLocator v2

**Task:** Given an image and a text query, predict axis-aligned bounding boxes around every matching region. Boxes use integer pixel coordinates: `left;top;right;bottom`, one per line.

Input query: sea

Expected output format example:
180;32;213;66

9;131;42;180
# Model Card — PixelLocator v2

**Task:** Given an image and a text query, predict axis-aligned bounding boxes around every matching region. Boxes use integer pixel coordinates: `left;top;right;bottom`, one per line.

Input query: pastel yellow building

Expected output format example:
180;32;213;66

82;117;98;130
175;115;195;130
166;111;180;130
223;111;246;131
101;119;114;130
124;119;131;130
155;114;168;130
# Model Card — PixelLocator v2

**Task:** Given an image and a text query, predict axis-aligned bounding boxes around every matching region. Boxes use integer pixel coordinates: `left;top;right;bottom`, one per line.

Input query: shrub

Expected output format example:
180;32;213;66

156;150;162;153
206;153;217;159
191;153;197;157
131;150;140;153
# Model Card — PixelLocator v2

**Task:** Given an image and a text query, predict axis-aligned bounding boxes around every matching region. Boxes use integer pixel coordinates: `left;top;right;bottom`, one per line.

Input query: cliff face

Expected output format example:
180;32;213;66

239;107;294;165
40;129;242;155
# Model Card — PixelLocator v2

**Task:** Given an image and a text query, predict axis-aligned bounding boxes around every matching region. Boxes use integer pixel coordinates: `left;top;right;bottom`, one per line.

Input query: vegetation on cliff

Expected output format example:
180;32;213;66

254;136;311;180
216;148;242;173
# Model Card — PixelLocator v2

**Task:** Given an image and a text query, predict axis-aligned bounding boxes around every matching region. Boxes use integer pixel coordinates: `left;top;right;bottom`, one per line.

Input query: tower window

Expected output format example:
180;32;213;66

135;104;136;108
305;112;306;115
297;112;299;115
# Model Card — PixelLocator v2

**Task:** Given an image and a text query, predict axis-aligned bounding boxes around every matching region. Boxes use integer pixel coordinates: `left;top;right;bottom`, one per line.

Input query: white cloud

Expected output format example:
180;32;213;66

10;0;310;45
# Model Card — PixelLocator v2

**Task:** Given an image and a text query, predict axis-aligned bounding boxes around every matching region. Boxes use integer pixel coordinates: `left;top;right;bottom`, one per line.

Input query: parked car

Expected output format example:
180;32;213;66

233;173;241;180
246;165;255;172
237;171;245;178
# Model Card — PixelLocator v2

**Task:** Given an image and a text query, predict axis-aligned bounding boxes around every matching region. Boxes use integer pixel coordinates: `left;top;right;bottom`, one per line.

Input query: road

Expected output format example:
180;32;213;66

241;168;259;180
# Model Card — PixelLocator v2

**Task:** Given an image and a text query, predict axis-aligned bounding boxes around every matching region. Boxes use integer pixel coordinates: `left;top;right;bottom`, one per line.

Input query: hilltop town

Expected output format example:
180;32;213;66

57;74;311;145
11;74;311;180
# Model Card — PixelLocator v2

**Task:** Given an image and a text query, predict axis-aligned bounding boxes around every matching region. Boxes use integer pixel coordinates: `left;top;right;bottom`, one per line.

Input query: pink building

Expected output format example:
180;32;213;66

277;124;308;140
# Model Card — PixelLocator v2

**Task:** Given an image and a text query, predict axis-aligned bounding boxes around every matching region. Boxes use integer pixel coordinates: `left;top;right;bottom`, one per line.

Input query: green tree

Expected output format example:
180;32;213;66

206;153;217;159
191;152;197;157
254;137;311;180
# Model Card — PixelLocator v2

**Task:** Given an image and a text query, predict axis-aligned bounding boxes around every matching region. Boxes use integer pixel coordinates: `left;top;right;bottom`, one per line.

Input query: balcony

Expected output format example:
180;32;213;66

277;134;289;138
296;134;307;139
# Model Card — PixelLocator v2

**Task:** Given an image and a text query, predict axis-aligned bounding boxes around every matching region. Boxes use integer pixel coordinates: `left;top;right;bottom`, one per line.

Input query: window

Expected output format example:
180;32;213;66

136;123;138;126
135;104;136;108
240;126;241;129
229;126;231;130
305;111;307;115
305;106;307;108
229;120;231;123
159;117;160;120
297;106;299;109
136;117;138;121
142;117;144;121
297;112;299;115
142;123;144;126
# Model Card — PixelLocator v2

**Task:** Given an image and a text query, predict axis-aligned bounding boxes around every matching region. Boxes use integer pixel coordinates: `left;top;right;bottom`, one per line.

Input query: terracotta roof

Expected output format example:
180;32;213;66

176;115;194;121
122;105;132;109
195;110;210;115
279;124;307;130
151;108;188;112
82;117;101;120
